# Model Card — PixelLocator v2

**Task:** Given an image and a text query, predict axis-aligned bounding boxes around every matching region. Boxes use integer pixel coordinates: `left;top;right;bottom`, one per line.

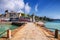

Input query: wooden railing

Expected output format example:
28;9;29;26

45;27;60;39
0;31;6;37
0;29;11;39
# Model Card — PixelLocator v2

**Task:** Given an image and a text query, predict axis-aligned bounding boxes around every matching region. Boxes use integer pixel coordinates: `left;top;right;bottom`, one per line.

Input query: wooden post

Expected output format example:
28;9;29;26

55;29;58;38
32;13;35;22
7;29;11;39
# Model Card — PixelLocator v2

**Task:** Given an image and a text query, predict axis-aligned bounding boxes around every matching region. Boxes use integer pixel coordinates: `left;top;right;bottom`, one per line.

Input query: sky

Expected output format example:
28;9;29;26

0;0;60;19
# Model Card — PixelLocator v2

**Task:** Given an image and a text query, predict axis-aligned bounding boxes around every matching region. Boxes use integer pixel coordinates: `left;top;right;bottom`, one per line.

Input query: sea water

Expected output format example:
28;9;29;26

45;21;60;32
0;24;19;37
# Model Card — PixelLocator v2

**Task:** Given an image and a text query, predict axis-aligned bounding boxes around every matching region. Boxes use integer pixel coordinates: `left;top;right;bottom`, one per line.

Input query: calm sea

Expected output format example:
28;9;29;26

0;24;19;37
45;21;60;32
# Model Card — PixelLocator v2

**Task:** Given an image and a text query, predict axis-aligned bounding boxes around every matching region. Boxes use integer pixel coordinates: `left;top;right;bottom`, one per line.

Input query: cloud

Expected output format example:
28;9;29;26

35;4;38;12
17;10;24;13
5;2;15;10
0;0;24;12
25;3;31;13
14;0;24;9
0;0;31;13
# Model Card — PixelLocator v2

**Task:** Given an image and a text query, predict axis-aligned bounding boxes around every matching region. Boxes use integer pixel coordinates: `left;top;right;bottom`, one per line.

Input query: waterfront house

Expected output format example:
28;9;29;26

0;10;32;22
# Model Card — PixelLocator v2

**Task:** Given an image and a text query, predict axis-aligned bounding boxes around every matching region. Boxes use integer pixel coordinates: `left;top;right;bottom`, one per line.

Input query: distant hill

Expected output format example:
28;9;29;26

52;19;60;22
53;19;60;21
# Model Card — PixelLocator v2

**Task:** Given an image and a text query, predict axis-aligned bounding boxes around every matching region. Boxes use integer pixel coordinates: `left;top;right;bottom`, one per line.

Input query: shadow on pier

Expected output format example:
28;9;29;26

11;22;25;26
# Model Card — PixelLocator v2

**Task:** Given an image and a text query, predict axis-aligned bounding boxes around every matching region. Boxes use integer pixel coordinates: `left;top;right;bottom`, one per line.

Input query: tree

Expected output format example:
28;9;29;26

5;10;8;12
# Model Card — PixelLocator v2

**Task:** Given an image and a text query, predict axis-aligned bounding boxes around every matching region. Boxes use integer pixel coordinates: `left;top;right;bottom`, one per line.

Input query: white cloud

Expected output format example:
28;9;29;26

17;10;24;13
0;0;31;13
5;2;15;10
0;0;25;12
35;4;38;12
25;3;31;13
14;0;24;9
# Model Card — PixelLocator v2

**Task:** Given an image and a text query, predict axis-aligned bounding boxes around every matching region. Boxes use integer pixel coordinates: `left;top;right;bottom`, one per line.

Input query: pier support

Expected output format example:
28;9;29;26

7;29;11;39
55;29;58;39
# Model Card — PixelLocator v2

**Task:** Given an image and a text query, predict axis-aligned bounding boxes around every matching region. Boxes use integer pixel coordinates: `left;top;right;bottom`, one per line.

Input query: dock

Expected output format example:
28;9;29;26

0;22;58;40
10;23;57;40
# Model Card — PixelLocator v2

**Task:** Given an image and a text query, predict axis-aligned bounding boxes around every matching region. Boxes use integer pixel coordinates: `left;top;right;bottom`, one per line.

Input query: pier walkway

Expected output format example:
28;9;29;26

10;23;52;40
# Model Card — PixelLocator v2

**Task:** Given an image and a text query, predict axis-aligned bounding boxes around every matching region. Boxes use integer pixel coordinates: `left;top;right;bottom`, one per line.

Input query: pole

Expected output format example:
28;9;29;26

55;29;58;38
7;29;11;39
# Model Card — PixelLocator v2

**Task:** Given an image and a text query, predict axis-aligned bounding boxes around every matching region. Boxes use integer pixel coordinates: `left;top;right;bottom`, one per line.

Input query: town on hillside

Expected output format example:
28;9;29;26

0;10;33;22
0;10;54;22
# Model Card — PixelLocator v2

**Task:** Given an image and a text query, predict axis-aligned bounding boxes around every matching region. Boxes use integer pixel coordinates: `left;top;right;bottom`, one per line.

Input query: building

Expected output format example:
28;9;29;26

5;10;21;18
0;10;22;22
0;10;31;22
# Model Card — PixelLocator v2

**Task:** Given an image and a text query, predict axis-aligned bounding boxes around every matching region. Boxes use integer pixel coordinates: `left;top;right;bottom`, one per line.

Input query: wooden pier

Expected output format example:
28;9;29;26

10;23;57;40
0;22;58;40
